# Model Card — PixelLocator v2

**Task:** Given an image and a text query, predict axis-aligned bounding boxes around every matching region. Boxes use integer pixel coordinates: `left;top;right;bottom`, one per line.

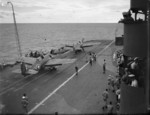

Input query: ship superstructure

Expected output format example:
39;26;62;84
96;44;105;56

118;0;149;113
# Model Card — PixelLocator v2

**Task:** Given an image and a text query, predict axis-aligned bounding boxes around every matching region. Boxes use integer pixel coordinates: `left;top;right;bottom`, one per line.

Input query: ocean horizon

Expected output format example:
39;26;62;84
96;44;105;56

0;23;123;63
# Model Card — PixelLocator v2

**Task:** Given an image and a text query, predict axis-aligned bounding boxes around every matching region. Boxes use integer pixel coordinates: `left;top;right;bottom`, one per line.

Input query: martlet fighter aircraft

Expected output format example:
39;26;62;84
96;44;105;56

13;53;76;76
65;39;100;54
50;47;70;55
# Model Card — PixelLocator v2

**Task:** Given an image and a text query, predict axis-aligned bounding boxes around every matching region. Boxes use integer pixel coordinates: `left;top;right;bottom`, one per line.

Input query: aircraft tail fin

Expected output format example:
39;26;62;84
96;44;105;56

20;62;38;75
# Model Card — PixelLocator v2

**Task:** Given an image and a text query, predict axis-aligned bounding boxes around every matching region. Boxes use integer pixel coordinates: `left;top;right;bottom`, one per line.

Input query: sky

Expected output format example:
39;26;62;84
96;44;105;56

0;0;130;23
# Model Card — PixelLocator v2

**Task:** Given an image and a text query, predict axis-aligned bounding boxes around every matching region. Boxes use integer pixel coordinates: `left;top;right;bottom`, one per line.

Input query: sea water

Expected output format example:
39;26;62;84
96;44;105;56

0;23;123;63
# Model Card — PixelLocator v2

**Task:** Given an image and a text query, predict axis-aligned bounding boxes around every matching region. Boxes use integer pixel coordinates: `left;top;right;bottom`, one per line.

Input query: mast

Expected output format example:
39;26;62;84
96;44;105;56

7;2;22;61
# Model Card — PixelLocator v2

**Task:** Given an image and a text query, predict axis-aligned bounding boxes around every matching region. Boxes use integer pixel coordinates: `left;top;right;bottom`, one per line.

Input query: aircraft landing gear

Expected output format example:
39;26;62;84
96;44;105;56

49;67;57;71
53;67;57;71
75;50;78;54
75;50;80;54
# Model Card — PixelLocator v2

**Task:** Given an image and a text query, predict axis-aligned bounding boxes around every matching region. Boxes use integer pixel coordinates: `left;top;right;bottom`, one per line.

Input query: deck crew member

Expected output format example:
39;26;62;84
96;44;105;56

103;59;106;74
75;65;78;76
102;89;109;110
93;53;96;62
21;93;29;114
106;101;113;114
89;57;93;66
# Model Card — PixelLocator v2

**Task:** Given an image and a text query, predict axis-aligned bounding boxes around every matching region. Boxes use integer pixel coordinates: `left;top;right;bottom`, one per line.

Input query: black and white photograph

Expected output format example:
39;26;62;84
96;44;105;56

0;0;150;114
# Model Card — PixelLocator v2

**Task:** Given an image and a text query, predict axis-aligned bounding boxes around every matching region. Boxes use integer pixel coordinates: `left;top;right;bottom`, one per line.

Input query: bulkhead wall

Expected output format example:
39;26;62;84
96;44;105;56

123;22;148;57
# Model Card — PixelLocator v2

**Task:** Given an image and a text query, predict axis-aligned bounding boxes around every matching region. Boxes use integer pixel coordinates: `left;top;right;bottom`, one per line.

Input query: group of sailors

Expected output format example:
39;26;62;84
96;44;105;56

25;47;67;58
88;52;97;65
115;50;146;88
102;73;121;114
25;50;47;59
119;9;146;24
101;49;146;114
75;51;97;76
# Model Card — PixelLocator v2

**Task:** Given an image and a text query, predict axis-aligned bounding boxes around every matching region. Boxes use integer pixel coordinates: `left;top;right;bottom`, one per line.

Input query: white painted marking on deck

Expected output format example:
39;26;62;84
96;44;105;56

28;40;114;114
97;40;114;56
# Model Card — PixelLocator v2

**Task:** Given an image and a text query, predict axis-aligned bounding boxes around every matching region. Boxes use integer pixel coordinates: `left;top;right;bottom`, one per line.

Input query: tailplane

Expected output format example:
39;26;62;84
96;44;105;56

20;62;38;75
12;62;38;76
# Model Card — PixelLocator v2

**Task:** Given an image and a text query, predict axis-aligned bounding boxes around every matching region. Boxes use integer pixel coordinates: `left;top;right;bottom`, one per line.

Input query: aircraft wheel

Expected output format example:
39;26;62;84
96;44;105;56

48;67;57;71
53;67;57;71
39;67;45;72
75;51;78;54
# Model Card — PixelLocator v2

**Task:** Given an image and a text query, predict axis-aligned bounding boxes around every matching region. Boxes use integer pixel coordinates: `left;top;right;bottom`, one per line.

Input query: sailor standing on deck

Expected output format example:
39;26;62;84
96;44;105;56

89;57;93;66
103;59;106;74
102;89;109;110
75;65;78;76
89;52;93;66
106;101;114;114
93;53;96;62
21;93;29;114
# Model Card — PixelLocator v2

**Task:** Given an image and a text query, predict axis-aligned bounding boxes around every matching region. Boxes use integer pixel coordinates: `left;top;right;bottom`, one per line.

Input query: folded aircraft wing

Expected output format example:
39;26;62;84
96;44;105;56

65;44;73;48
12;68;38;75
45;58;76;67
22;57;37;65
53;49;69;55
82;42;100;47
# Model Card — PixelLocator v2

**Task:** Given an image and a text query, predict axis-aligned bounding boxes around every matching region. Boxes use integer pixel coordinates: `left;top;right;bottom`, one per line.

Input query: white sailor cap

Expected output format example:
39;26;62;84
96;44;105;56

128;74;135;78
134;57;138;61
22;96;26;99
